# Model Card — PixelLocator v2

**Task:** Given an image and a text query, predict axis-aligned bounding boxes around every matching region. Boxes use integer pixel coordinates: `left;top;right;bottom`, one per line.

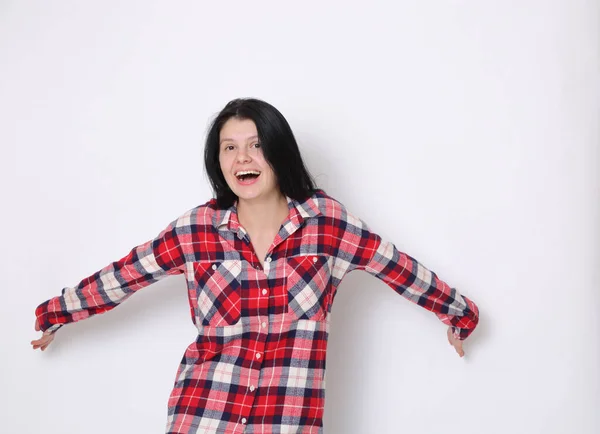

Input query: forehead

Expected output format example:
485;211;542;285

219;118;258;142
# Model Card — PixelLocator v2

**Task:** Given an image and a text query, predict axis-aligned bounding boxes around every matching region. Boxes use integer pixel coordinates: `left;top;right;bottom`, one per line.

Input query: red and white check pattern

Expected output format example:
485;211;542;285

36;190;479;433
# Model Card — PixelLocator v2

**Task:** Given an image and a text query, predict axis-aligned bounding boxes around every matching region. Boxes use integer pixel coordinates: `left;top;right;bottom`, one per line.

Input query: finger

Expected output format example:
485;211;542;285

33;337;52;350
35;319;40;332
454;342;464;357
31;334;52;346
39;334;52;343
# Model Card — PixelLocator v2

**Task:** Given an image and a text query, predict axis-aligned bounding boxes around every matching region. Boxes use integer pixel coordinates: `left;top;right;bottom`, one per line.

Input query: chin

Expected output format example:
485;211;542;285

232;187;261;201
228;177;279;202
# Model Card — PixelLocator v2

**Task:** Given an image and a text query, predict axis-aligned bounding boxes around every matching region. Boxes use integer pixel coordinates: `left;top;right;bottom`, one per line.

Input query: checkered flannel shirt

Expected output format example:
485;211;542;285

36;189;479;433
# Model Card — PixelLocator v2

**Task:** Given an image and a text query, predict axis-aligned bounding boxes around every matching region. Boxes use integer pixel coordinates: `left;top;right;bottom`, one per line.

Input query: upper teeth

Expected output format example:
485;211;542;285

236;170;261;177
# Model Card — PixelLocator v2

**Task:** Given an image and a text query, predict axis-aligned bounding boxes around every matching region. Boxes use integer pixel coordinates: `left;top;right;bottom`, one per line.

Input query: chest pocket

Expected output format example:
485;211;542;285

192;260;242;326
286;255;332;321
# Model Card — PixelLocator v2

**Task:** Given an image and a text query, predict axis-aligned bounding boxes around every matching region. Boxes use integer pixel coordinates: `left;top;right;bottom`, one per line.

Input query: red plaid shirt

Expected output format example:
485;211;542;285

36;189;479;433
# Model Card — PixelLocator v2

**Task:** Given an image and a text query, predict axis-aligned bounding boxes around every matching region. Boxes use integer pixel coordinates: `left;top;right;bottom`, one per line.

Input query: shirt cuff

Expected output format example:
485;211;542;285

35;299;64;334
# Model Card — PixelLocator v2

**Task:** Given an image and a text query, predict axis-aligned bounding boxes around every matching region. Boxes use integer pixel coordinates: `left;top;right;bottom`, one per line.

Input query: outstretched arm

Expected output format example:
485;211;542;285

333;202;479;354
31;217;186;349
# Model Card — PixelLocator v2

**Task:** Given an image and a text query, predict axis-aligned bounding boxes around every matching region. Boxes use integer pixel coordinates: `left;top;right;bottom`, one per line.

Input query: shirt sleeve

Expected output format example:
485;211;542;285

35;218;186;334
334;204;479;340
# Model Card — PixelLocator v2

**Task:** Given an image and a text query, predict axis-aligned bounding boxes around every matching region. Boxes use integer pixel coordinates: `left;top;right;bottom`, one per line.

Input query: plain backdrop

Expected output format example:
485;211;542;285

1;1;598;433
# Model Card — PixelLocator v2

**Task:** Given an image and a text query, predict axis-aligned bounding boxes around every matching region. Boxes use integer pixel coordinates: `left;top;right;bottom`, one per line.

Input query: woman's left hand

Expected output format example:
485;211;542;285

31;318;56;351
447;327;465;357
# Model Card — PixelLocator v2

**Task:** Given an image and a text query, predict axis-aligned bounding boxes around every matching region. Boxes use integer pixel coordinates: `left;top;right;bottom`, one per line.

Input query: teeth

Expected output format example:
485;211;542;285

235;170;261;177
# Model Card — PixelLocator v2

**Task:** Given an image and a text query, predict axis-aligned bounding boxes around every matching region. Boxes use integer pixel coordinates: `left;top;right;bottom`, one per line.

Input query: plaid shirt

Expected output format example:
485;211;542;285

36;189;479;433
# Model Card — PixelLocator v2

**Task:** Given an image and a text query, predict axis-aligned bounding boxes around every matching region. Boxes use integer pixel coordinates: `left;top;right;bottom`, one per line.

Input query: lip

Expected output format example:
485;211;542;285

235;172;260;186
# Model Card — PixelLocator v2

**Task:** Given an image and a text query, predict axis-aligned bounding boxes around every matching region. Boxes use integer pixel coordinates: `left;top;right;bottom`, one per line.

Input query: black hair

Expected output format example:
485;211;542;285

204;98;317;208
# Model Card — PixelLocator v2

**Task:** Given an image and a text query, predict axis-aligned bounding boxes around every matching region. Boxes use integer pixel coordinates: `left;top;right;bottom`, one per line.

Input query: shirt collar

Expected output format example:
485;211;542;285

214;193;322;236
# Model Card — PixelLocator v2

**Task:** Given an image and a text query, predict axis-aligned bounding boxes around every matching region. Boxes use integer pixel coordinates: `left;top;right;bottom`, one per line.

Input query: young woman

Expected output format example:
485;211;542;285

32;98;479;433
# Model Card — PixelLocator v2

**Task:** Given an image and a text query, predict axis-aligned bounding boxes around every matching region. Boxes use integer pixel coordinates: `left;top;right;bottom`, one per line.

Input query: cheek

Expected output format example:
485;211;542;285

263;167;278;186
219;155;231;175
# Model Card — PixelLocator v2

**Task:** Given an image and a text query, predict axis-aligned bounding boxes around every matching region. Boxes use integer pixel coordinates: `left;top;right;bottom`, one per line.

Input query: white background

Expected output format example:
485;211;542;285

1;1;598;433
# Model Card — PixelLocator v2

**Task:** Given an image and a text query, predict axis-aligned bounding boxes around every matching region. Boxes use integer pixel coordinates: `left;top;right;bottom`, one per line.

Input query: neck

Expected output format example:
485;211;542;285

237;191;289;232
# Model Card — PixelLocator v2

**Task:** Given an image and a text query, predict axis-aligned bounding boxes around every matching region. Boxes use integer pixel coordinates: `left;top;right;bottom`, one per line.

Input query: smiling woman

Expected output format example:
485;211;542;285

32;97;479;434
219;118;277;198
204;98;316;210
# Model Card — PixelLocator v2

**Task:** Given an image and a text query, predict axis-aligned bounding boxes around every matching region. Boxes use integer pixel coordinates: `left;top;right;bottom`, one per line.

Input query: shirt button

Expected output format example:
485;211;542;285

266;256;272;263
211;264;217;270
249;386;255;392
256;353;261;359
241;418;247;424
261;322;267;328
313;256;318;262
262;289;267;295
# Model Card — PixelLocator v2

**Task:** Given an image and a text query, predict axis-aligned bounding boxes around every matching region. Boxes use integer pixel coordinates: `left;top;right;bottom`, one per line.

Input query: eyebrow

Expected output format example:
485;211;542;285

219;135;259;145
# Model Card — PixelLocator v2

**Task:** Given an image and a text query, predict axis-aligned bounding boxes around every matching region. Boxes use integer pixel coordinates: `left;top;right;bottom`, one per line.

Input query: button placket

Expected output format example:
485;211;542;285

231;249;268;432
261;255;272;274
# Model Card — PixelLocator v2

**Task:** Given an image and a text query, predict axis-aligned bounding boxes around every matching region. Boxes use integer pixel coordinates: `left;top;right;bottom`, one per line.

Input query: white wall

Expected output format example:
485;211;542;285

2;1;598;433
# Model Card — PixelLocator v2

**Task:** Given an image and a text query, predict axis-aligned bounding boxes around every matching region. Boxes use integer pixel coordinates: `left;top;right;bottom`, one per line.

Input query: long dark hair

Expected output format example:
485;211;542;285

204;98;317;208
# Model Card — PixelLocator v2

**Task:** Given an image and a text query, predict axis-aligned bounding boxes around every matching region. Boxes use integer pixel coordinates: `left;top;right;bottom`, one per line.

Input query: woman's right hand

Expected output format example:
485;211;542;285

31;319;55;351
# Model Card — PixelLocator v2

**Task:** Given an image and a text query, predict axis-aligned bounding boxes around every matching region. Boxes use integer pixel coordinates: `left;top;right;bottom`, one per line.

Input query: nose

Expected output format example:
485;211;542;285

236;148;252;164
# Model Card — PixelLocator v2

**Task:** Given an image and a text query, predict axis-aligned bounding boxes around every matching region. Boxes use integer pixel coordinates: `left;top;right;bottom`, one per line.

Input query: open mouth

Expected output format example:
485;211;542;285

235;170;261;185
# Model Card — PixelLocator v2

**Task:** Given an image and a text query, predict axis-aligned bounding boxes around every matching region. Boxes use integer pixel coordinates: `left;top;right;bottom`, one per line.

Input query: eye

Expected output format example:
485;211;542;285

252;142;261;149
224;145;235;151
